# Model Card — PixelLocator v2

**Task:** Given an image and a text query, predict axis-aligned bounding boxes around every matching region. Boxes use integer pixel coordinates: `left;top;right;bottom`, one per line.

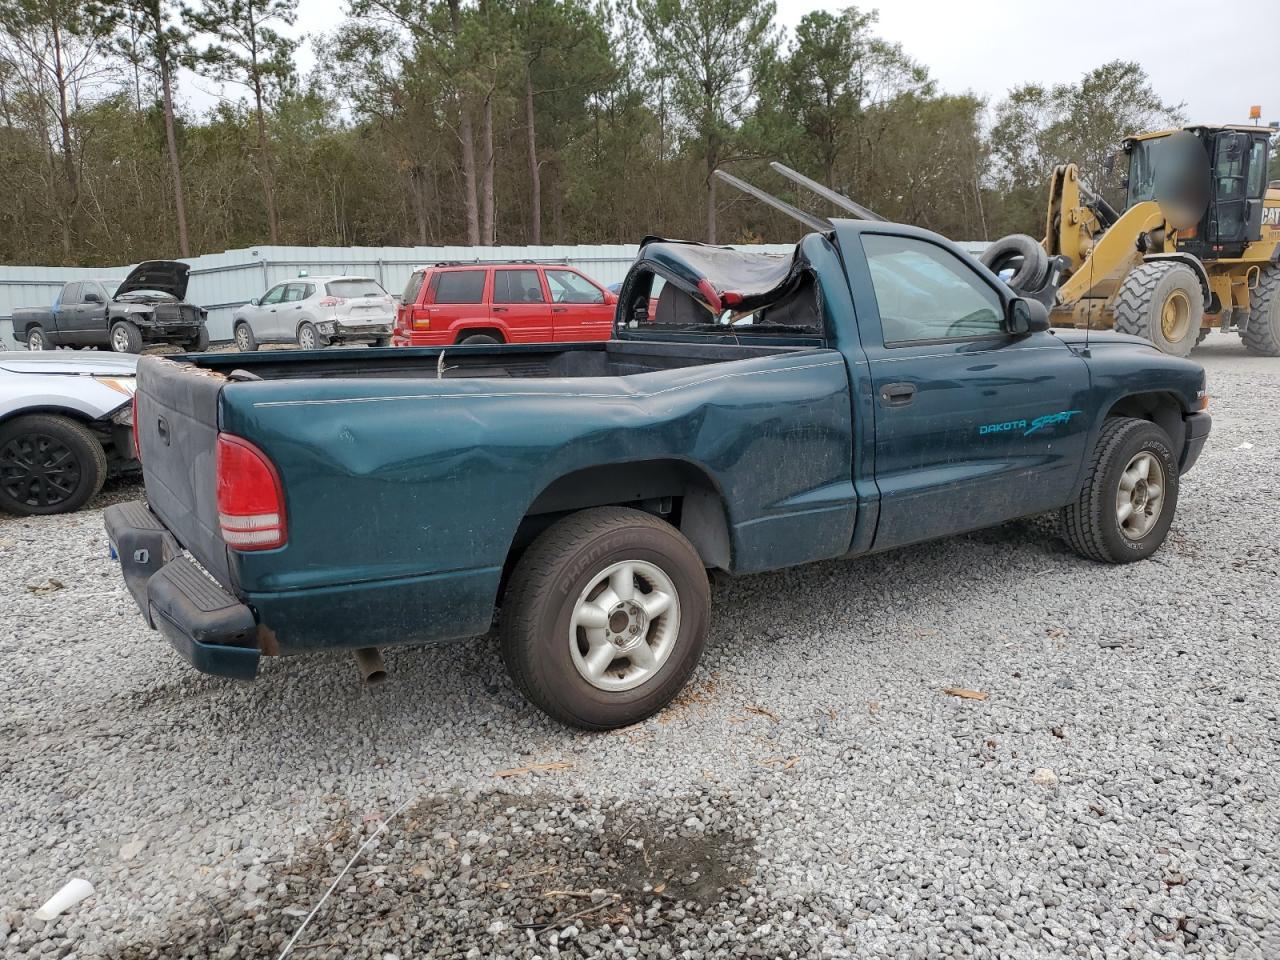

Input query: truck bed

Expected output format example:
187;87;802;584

185;339;810;381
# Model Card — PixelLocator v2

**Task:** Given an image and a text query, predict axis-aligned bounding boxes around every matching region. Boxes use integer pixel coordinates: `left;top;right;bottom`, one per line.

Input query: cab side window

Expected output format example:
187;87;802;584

861;235;1004;345
545;269;604;304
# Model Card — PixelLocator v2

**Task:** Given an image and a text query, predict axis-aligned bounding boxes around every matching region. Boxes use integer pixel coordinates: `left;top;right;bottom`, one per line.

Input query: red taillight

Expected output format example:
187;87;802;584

131;393;141;463
216;433;286;550
318;296;346;307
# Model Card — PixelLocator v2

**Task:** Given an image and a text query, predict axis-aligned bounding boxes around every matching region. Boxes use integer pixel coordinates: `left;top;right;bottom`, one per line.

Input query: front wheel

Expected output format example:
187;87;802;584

0;414;108;516
1059;417;1180;563
185;325;210;352
109;320;143;354
234;322;258;352
1112;261;1203;356
500;507;710;730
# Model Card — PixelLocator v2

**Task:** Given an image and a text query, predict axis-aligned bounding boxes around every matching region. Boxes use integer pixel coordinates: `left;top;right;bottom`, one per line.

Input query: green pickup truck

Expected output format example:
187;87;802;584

105;220;1211;729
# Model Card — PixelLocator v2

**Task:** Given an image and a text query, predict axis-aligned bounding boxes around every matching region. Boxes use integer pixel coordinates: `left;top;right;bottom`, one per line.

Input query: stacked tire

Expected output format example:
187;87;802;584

980;234;1051;295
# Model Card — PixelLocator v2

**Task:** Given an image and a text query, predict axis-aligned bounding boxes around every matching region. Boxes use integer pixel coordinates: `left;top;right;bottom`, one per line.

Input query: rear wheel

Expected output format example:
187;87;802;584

1242;266;1280;357
234;322;258;352
109;320;143;354
297;322;323;350
500;507;711;730
0;414;107;516
459;333;500;345
26;326;51;351
1059;417;1179;563
1112;261;1203;356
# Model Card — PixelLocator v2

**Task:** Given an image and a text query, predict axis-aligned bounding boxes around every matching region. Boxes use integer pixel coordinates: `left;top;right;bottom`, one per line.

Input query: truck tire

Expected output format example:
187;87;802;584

186;325;210;352
234;322;259;352
1242;265;1280;357
1059;417;1180;564
26;326;51;350
500;506;711;730
1112;261;1203;357
980;234;1049;292
109;320;143;354
0;414;108;516
297;322;323;350
459;333;500;346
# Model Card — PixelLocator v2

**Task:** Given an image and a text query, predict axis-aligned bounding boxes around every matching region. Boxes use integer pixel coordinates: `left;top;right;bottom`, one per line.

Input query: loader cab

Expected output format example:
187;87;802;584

1124;125;1271;258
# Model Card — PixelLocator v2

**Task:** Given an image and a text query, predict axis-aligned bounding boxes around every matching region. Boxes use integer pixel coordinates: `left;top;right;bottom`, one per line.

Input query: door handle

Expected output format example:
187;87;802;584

552;306;567;313
879;382;917;406
493;306;508;312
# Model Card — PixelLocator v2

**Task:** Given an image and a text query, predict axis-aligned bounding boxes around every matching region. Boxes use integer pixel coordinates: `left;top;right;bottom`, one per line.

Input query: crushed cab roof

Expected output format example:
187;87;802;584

633;237;808;312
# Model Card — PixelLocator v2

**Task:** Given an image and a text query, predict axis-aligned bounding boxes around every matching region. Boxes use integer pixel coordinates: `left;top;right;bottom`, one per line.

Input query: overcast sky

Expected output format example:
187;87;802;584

184;0;1274;127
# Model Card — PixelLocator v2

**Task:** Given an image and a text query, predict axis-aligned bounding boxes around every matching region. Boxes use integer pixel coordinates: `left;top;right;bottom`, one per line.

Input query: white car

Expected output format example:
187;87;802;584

0;351;138;515
231;275;396;351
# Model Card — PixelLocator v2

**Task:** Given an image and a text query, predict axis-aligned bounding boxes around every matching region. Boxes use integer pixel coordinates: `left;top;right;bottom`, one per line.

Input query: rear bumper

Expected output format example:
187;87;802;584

1180;411;1211;474
320;320;392;341
104;500;260;680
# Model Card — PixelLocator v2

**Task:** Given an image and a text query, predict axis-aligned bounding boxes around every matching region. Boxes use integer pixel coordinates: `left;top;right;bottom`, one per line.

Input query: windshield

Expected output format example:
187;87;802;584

1127;137;1165;209
327;279;386;298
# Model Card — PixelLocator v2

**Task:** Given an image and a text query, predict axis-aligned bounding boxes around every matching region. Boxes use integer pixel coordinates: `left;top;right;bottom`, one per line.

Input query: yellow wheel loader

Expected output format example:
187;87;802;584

982;125;1280;356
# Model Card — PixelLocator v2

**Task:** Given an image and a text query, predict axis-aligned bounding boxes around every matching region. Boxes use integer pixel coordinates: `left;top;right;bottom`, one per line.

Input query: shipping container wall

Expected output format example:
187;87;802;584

0;241;988;349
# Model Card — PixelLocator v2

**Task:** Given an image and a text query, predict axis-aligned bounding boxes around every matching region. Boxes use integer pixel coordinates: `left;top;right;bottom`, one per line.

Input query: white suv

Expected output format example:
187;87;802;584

232;276;395;350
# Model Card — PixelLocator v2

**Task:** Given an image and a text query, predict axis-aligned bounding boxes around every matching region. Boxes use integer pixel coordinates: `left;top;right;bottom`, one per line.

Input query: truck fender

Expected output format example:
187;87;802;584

1141;253;1212;309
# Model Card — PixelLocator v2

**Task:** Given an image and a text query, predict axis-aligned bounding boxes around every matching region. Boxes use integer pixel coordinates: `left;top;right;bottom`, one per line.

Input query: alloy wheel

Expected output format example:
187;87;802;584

568;559;681;692
1115;451;1166;540
0;432;81;509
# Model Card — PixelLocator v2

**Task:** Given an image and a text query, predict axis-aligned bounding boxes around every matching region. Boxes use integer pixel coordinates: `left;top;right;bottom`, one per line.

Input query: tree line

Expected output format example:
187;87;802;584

0;0;1273;268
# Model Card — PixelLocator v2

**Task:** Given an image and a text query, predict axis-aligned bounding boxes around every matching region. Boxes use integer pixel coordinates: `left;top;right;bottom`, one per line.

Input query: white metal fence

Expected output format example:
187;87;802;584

0;240;987;349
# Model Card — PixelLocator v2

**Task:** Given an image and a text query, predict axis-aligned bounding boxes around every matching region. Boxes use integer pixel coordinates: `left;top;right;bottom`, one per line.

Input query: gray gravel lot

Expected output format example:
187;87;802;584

2;340;1278;959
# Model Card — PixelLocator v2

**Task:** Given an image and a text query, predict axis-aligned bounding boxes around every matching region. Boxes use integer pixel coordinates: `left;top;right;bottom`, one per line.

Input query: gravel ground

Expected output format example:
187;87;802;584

1;340;1277;959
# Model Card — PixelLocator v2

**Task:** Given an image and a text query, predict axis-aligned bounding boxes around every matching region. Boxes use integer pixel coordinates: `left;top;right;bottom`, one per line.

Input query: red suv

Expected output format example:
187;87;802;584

392;262;617;346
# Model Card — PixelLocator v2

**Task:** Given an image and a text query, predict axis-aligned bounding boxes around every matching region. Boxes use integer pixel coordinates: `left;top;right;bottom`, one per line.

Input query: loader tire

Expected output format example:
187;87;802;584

1112;261;1203;357
1242;266;1280;357
980;234;1049;293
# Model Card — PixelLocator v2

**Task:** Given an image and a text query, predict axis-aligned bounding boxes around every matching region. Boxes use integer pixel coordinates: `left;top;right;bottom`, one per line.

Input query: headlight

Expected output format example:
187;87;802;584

94;376;137;396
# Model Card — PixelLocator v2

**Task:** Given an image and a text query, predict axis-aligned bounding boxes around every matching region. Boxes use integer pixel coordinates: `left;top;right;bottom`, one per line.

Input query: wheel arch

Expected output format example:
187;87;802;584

0;401;113;429
453;325;506;344
506;458;732;576
1103;390;1188;454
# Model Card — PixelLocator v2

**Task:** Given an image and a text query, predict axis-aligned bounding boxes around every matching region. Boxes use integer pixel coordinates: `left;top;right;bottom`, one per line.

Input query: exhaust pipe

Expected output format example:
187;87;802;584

354;647;387;685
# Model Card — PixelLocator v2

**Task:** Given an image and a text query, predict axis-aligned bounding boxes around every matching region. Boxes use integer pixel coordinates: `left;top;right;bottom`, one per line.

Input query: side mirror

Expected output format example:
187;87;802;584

1006;297;1050;336
604;290;618;305
248;297;260;307
84;291;102;303
1102;154;1116;176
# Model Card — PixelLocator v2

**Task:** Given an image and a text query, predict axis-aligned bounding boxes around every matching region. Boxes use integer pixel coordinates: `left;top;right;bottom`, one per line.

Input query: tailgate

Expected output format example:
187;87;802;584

135;356;233;589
